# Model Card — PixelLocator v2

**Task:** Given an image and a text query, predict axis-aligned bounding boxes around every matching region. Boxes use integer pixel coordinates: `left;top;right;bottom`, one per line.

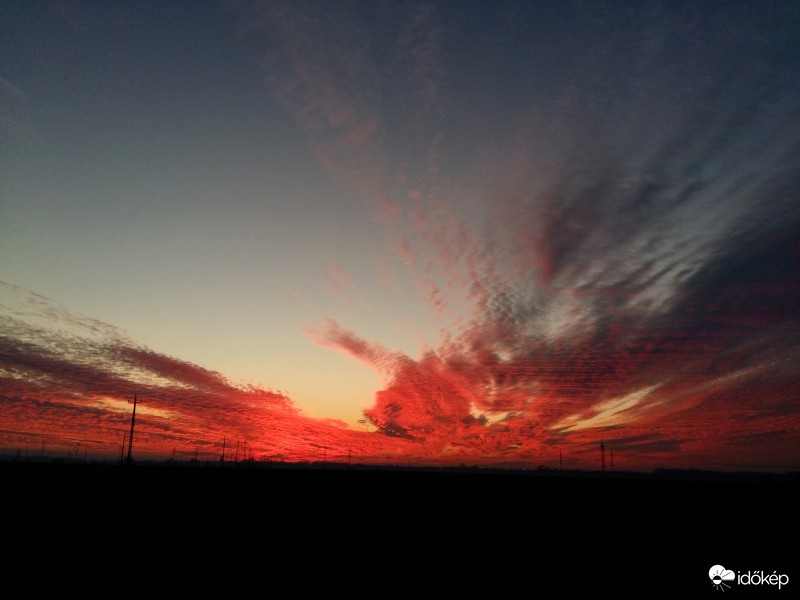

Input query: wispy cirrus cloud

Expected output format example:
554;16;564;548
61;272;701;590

259;2;800;470
0;281;419;462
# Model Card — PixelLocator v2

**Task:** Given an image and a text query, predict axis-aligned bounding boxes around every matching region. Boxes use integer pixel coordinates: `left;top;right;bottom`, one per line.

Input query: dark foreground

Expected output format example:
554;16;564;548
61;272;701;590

3;460;797;595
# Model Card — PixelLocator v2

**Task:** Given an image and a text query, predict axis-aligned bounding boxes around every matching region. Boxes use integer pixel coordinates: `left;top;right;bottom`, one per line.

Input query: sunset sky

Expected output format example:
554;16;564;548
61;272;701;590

1;1;798;471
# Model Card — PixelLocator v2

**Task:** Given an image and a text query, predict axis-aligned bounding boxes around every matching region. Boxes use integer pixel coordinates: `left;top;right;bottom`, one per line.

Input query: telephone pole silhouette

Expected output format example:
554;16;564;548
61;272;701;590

600;441;606;473
126;395;139;465
120;432;128;464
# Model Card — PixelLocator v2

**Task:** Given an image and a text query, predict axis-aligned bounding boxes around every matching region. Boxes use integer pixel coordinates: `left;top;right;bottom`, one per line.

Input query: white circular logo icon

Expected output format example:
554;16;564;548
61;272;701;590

709;565;735;590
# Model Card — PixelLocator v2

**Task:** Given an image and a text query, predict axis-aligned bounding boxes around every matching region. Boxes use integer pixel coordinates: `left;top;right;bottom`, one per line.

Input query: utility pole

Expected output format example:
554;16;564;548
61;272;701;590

600;441;606;473
127;394;139;465
120;432;128;464
560;449;563;471
221;436;226;468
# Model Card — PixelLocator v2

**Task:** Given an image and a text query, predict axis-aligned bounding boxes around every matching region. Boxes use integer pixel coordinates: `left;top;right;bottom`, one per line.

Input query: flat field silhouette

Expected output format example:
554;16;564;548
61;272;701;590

3;459;796;595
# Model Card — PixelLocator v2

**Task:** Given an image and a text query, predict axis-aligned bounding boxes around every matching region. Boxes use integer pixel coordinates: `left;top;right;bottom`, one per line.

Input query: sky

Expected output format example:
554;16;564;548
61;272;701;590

1;0;798;471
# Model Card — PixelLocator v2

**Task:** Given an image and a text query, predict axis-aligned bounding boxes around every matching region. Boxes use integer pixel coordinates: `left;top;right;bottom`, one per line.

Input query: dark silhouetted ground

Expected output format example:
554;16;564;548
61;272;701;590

3;460;796;595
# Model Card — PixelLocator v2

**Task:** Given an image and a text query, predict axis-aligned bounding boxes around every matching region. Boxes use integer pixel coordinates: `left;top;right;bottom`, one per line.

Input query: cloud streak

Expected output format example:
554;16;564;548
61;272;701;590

257;2;800;470
0;282;416;463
